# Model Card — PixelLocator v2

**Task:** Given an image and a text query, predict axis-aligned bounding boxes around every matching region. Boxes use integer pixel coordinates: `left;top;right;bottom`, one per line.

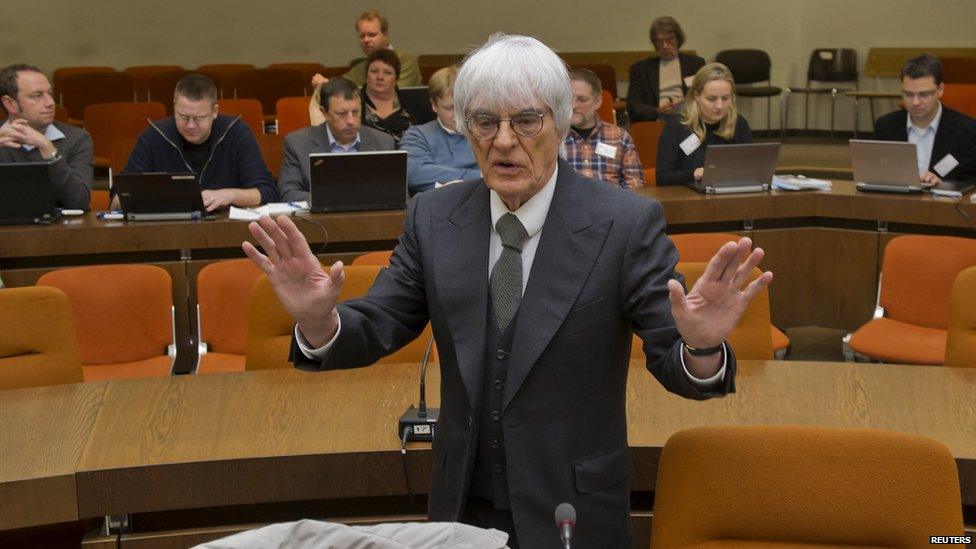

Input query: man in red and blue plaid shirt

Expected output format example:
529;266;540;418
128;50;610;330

563;68;645;189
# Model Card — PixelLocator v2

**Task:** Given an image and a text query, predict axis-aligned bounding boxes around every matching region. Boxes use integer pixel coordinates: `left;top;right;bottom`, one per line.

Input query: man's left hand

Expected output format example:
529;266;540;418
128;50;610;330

919;170;941;187
202;188;237;211
0;119;56;157
667;237;773;349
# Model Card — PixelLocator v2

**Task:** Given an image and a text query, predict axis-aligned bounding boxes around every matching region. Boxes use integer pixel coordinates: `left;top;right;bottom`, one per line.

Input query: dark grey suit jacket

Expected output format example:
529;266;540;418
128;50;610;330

292;160;736;547
627;53;706;123
873;106;976;182
277;124;396;202
0;121;93;209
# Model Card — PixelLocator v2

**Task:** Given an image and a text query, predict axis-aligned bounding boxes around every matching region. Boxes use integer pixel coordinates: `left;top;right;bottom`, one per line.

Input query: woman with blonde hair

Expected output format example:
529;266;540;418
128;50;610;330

655;62;752;186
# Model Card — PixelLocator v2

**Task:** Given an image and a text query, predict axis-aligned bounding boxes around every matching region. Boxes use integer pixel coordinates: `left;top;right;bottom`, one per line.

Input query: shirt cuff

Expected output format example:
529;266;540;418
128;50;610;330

295;315;342;360
679;341;727;388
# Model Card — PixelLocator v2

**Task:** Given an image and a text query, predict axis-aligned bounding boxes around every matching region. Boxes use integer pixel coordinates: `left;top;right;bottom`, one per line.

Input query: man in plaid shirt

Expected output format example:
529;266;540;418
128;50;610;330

563;68;645;189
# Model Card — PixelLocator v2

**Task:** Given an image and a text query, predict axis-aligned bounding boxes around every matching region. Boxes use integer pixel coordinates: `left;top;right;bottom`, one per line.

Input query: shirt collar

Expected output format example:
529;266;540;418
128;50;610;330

569;117;603;139
907;102;942;134
325;123;361;151
436;117;458;135
488;163;558;239
0;120;65;151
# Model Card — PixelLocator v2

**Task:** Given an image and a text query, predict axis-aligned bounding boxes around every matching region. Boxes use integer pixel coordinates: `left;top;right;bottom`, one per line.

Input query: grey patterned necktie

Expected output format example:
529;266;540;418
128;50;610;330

490;213;528;332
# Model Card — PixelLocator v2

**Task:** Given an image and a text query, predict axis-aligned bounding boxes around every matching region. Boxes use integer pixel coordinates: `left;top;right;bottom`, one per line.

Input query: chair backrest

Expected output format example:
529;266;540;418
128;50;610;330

197;64;256;98
37;265;174;365
83;101;166;160
275;96;312;136
940;57;976;84
420;64;447;85
123;65;185;101
597;89;616;125
945;266;976;368
0;286;83;390
669;232;740;262
807;48;858;84
571;63;618;99
60;72;135;120
267;62;328;94
715;49;772;85
147;70;222;115
246;266;434;370
218;98;264;135
89;190;110;212
110;138;138;174
198;259;264;356
351;250;394;266
235;68;305;114
54;104;69;123
255;133;285;180
879;235;976;329
52;66;114;100
628;121;666;171
650;425;965;547
942;83;976;119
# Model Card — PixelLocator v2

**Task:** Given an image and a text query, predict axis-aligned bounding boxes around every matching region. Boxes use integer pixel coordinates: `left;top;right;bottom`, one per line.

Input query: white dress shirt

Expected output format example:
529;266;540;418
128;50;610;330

325;124;361;152
907;103;942;176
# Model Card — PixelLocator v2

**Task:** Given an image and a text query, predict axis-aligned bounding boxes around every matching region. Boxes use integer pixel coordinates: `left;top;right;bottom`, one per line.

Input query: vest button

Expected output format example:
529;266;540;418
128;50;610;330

494;464;505;475
490;410;501;421
495;349;507;360
493;379;504;390
491;439;502;449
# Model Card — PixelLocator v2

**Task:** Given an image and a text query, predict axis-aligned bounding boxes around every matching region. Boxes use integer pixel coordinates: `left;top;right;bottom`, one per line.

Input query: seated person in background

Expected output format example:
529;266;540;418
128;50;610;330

0;63;92;210
627;16;705;123
564;68;644;189
341;10;420;88
278;77;395;203
360;48;428;143
119;74;275;211
874;54;976;185
399;66;480;194
656;63;752;186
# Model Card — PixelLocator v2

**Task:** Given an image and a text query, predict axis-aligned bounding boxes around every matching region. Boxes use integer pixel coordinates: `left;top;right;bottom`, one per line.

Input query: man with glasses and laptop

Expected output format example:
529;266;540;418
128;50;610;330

113;74;276;213
278;77;395;203
873;54;976;187
0;63;93;210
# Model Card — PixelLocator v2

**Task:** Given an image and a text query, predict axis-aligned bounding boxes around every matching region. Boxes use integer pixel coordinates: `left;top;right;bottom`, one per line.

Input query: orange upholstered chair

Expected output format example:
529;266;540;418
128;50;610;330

59;72;136;125
669;233;790;357
197;63;256;99
37;265;176;381
629;121;665;185
942;83;976;119
83;101;166;168
847;235;976;364
52;66;114;101
945;266;976;368
650;425;965;548
597;89;616;125
123;65;184;101
245;266;435;370
110;138;138;175
218;98;264;135
351;250;394;266
89;190;110;212
255;133;285;180
275;96;312;136
234;68;305;122
196;259;264;374
0;286;84;390
267;62;328;95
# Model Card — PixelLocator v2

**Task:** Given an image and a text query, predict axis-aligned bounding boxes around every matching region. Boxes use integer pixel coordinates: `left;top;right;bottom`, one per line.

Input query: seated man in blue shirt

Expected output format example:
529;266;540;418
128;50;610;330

399;66;480;194
278;77;395;203
118;74;276;211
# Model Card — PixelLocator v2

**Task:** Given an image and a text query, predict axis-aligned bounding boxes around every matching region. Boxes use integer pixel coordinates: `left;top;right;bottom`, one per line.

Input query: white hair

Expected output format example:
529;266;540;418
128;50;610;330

454;33;572;140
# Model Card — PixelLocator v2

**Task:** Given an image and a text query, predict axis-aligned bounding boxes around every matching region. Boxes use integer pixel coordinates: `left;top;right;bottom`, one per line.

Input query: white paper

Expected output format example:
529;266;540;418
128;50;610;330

771;175;832;191
679;133;701;156
594;142;617;159
229;202;308;220
933;154;959;178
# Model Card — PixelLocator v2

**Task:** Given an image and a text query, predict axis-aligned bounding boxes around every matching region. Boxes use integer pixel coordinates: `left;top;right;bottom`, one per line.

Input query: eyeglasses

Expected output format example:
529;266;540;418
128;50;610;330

464;110;547;141
652;35;678;47
902;89;938;100
176;113;213;125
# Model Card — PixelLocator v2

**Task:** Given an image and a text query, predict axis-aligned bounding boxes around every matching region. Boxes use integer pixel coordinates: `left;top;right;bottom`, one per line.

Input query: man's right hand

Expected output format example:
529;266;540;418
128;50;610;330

311;73;329;88
242;215;344;348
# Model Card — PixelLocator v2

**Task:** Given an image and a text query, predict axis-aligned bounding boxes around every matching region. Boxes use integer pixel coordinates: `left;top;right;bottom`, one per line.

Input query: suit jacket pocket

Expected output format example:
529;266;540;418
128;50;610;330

573;445;631;494
558;297;608;338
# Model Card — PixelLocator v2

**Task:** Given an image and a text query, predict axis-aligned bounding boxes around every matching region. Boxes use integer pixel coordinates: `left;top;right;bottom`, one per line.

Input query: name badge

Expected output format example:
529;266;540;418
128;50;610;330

933;153;959;178
594;142;617;159
679;133;701;156
683;75;694;88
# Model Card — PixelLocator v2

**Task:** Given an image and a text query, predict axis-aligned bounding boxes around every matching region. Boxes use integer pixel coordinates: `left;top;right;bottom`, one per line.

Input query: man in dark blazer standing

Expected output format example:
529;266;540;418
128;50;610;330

278;77;396;202
245;35;772;548
874;54;976;185
627;16;705;123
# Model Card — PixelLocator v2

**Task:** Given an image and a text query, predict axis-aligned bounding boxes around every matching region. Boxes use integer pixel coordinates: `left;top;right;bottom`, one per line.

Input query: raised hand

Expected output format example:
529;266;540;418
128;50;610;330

242;215;344;347
667;237;773;349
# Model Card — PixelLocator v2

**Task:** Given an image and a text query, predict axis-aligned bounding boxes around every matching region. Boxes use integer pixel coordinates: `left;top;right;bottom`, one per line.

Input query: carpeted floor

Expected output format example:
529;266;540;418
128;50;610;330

780;326;848;362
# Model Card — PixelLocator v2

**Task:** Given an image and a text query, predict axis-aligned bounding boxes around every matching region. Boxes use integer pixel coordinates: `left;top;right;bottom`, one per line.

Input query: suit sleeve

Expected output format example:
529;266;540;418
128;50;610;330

621;200;735;399
397;52;422;87
655;120;695;186
949;118;976;182
401;126;478;193
627;61;659;123
47;129;93;209
277;135;309;203
291;192;431;371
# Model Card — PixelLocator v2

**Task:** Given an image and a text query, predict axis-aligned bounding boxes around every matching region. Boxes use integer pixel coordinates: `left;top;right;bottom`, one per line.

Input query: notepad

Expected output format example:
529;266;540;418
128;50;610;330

771;175;832;191
229;202;309;220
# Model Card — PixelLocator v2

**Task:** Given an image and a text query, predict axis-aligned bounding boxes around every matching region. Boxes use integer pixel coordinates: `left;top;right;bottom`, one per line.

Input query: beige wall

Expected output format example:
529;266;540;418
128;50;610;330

2;0;972;130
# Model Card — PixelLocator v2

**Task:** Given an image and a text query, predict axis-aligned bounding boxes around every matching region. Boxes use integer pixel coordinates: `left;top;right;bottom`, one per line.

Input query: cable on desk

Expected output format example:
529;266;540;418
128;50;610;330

400;426;417;512
951;198;976;233
292;214;330;255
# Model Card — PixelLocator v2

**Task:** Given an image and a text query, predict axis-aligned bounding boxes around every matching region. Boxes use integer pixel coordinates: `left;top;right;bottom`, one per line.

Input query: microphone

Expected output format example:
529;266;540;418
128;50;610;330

397;336;439;442
554;502;576;549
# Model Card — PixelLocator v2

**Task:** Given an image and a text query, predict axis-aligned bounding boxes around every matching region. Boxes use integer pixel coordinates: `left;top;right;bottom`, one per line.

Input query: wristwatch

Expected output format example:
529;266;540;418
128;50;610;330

48;149;62;162
682;339;724;357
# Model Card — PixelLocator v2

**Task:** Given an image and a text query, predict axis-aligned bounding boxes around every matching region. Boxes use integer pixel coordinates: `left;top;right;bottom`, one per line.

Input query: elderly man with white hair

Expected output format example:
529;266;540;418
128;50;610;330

243;34;772;548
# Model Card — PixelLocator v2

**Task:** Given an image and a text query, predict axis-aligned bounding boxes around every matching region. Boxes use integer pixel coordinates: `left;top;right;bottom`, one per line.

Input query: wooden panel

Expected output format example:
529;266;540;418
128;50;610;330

864;47;976;78
752;228;879;330
0;382;108;530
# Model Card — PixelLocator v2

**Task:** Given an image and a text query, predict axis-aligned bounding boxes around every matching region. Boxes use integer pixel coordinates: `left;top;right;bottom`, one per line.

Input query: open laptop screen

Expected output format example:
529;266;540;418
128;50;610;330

309;150;407;213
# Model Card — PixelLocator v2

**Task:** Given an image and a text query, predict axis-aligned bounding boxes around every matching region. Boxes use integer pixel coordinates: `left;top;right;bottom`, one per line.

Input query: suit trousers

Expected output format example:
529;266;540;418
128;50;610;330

460;494;519;548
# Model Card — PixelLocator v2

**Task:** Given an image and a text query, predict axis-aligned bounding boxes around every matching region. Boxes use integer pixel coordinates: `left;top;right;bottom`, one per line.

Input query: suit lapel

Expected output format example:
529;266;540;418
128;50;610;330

930;111;952;171
434;183;491;409
503;164;612;410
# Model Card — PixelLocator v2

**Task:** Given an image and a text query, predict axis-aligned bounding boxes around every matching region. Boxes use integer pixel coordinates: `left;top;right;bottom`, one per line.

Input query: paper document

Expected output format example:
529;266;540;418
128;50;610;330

229;201;309;220
771;175;832;191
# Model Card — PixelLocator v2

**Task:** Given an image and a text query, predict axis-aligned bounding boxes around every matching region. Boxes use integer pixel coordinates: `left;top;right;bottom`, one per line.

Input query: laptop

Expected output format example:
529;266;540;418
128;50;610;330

309;150;407;213
689;142;779;194
0;162;61;225
114;173;206;221
851;140;923;193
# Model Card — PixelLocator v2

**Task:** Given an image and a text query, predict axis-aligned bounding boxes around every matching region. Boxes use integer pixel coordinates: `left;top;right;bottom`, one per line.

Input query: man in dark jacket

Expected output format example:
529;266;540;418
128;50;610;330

118;74;276;210
627;16;705;123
